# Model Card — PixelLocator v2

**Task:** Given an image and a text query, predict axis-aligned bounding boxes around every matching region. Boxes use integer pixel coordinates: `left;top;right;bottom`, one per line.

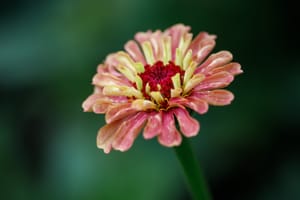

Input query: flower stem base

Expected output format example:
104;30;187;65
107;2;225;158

174;137;212;200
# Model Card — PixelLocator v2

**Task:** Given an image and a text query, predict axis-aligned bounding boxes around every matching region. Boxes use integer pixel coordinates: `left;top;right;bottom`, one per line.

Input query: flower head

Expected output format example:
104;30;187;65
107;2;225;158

82;24;243;153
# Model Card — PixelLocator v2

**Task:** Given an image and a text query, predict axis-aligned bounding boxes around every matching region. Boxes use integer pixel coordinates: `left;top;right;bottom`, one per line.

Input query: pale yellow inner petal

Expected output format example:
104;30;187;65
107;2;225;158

175;48;183;66
183;61;197;86
134;76;143;91
103;85;143;99
116;64;136;82
183;73;205;94
178;33;193;55
150;91;164;104
171;73;181;89
142;41;155;65
182;49;193;70
162;36;172;65
171;88;182;98
116;52;137;72
132;99;157;110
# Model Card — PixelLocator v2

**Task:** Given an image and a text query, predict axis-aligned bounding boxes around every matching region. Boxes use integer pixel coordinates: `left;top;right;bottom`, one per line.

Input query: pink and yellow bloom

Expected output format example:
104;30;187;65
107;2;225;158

82;24;243;153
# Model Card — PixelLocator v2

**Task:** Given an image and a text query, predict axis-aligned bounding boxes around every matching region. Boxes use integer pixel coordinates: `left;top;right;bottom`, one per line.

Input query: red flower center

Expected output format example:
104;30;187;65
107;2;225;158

138;61;184;99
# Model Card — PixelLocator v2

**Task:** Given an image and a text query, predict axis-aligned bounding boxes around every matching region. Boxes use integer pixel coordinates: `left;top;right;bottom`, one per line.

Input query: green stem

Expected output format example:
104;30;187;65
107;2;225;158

174;137;212;200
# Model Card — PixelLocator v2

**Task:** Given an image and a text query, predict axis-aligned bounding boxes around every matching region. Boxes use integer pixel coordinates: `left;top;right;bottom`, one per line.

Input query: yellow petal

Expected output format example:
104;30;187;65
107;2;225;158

135;76;143;91
182;49;193;70
150;91;164;104
116;51;136;72
157;84;162;91
162;36;171;64
134;62;145;73
175;48;183;66
116;51;145;74
132;99;157;110
171;88;182;98
171;73;181;89
103;85;143;99
116;64;136;82
183;61;197;86
183;73;205;94
178;33;192;55
142;41;155;65
145;83;151;95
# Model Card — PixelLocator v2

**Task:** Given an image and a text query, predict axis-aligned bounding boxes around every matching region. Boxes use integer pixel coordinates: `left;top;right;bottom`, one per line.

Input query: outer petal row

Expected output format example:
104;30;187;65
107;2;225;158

189;32;216;64
82;93;104;112
97;112;148;153
192;89;234;106
143;108;200;147
194;71;234;91
195;51;233;74
97;107;201;153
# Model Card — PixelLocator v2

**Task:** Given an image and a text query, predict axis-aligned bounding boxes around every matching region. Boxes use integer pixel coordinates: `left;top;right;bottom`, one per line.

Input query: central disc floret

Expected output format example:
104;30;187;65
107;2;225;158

138;61;184;99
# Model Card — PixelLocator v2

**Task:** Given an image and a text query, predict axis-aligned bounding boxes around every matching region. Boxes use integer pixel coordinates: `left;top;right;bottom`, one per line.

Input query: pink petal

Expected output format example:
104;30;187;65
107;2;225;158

194;71;234;91
97;119;123;154
105;53;119;67
92;99;112;113
168;97;186;108
93;96;129;114
169;97;208;115
143;112;162;139
189;32;216;64
112;112;148;152
135;30;153;43
210;62;243;76
96;64;107;73
173;108;200;137
195;51;233;74
105;103;138;124
82;93;103;112
195;89;234;106
124;40;146;64
106;96;129;104
186;97;209;114
92;73;131;87
101;56;122;77
158;111;182;147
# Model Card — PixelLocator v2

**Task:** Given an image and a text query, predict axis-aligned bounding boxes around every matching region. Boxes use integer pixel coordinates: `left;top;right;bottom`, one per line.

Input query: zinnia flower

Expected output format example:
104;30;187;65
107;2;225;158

82;24;243;153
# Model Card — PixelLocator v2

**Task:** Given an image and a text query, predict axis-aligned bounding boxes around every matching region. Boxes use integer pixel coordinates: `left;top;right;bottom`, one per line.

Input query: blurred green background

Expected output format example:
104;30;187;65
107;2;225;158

1;0;299;199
